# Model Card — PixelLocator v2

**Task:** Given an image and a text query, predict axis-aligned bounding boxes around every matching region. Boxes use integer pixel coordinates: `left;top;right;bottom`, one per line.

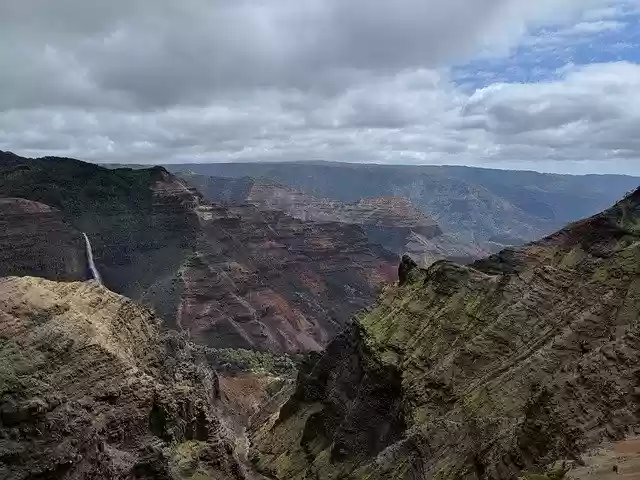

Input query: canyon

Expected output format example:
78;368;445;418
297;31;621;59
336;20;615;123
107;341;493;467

1;151;639;480
180;173;483;266
0;152;396;353
169;162;639;256
251;187;640;480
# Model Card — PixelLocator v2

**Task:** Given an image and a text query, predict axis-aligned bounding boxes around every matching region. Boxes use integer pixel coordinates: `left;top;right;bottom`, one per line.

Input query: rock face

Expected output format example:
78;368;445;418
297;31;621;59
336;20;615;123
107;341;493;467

251;188;640;479
246;181;444;257
0;152;201;325
180;173;482;266
0;198;88;281
0;276;244;480
180;203;397;353
169;162;640;254
0;152;397;353
246;181;439;232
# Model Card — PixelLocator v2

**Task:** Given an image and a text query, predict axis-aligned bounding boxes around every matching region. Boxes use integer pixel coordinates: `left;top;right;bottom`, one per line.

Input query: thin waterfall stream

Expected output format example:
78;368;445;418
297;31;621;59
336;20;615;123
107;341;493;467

82;232;102;284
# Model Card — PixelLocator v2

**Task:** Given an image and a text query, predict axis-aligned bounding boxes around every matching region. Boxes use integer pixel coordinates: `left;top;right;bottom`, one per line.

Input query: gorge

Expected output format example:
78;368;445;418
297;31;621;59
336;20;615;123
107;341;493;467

0;151;639;480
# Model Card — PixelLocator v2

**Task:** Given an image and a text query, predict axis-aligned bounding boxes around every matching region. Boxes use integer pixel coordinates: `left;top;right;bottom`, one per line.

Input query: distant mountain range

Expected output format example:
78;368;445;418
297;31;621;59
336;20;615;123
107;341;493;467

179;172;486;265
168;162;640;254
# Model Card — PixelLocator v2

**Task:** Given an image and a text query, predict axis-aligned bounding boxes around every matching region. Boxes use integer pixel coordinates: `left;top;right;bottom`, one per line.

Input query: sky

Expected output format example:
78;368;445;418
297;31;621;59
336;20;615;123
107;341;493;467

1;0;639;174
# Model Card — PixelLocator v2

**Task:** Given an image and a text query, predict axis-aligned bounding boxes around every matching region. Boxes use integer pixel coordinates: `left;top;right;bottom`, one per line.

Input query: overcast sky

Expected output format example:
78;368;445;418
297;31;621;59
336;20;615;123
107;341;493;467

1;0;640;174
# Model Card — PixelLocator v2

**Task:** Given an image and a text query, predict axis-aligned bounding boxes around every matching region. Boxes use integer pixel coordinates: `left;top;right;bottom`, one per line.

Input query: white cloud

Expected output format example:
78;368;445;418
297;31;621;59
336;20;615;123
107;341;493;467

2;63;639;174
0;0;617;108
563;20;626;35
1;0;639;174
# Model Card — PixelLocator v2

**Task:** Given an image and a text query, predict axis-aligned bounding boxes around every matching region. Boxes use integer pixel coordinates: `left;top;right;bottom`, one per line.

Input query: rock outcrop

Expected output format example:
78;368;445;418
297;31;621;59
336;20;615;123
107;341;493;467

0;152;397;354
180;203;397;353
251;187;640;479
0;198;87;281
0;276;244;480
180;173;483;266
0;152;201;325
397;254;418;285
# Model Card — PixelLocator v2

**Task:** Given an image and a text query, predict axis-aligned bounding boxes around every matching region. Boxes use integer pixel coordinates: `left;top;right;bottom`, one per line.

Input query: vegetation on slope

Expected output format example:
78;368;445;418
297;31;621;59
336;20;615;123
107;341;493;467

0;151;198;320
0;277;243;479
0;151;161;216
205;347;299;377
251;187;640;480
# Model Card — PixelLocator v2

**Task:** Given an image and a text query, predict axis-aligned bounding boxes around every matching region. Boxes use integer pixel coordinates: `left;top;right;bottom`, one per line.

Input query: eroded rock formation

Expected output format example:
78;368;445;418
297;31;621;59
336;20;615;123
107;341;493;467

0;153;397;353
0;276;244;479
180;173;483;266
251;188;640;480
180;203;397;353
0;198;87;281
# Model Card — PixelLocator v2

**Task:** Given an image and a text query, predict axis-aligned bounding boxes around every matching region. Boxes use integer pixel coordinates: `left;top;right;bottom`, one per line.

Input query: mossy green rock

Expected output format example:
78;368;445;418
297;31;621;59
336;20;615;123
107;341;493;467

251;188;640;479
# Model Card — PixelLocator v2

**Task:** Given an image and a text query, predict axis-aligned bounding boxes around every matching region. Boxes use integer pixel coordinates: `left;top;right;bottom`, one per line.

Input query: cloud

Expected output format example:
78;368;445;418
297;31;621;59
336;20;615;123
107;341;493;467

0;0;608;109
3;62;639;174
1;0;639;174
566;20;626;34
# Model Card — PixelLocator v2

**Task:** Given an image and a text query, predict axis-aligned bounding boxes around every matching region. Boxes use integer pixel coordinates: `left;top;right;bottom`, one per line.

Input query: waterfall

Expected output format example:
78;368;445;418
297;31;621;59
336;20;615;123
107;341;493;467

82;233;102;284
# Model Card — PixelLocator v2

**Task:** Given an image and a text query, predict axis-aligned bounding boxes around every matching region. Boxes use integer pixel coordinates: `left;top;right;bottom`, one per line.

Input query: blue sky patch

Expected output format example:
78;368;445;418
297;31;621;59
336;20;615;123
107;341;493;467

453;2;640;90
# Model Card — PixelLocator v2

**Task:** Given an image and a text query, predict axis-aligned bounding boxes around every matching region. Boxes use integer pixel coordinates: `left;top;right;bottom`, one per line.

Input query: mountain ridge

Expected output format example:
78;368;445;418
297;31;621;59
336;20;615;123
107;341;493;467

250;185;640;480
0;151;397;353
178;173;481;266
169;162;639;253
